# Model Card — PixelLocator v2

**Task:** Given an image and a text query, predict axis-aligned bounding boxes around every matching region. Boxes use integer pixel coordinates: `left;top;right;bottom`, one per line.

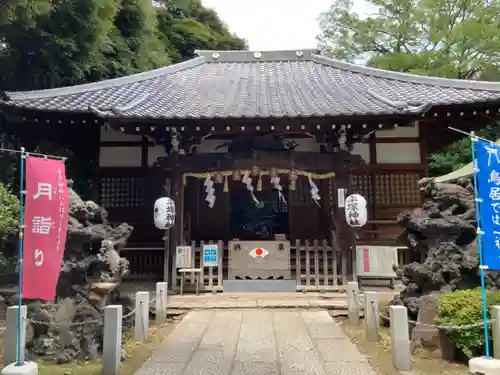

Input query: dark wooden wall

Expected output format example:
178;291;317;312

98;167;167;246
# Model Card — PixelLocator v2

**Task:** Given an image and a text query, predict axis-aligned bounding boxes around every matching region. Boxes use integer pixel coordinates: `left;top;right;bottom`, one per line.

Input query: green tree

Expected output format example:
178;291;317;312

0;0;172;90
428;125;500;176
317;0;500;79
0;0;123;90
156;0;247;63
0;0;246;90
0;182;19;266
0;183;19;240
317;0;500;176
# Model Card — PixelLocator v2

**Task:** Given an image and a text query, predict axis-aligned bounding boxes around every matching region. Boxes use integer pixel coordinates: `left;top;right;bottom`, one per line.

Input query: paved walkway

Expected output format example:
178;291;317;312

135;310;377;375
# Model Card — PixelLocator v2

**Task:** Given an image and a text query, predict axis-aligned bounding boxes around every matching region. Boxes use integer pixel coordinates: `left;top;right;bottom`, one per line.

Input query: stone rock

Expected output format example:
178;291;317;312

391;177;500;321
410;293;453;359
4;180;135;364
54;298;76;324
54;298;77;349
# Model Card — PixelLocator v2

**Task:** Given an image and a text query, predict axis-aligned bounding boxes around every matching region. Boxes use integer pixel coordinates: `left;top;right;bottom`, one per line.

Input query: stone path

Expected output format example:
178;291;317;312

135;310;377;375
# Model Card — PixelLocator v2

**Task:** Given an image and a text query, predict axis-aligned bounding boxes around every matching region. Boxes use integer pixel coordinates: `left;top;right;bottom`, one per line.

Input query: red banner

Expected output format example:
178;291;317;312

22;156;68;301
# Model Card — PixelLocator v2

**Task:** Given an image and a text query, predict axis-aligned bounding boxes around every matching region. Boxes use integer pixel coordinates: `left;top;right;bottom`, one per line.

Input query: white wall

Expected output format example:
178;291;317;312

375;124;420;164
99;147;142;167
376;143;420;164
98;126;420;167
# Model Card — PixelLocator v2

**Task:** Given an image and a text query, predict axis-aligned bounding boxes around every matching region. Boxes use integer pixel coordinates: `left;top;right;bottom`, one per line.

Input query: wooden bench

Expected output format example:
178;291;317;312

178;268;202;295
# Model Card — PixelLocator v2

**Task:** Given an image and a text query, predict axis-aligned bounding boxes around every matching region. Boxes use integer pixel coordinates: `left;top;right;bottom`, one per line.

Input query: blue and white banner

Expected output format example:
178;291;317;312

476;139;500;270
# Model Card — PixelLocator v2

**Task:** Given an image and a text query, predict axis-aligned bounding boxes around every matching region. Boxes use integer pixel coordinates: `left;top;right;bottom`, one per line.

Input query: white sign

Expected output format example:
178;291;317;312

154;197;175;230
175;246;192;268
345;194;368;228
203;244;219;267
337;188;346;208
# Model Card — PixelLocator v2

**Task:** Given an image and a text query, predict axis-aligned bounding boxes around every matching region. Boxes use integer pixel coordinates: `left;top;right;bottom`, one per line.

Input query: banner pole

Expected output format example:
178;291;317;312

470;132;491;358
16;148;26;366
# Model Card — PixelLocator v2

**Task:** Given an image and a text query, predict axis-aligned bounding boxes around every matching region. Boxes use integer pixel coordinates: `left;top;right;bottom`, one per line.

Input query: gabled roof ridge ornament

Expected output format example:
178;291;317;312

366;89;432;115
88;91;150;118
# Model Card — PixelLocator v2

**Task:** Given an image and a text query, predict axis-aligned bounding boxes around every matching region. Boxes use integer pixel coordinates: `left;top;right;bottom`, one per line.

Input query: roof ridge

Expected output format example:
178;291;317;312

311;54;500;92
195;49;320;63
3;57;206;101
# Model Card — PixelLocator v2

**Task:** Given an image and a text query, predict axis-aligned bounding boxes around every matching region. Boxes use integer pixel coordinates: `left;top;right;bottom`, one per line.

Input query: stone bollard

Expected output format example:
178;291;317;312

492;305;500;359
1;362;38;375
102;305;123;375
364;291;380;342
469;357;500;374
4;305;27;366
134;291;150;341
155;282;168;325
347;281;360;325
389;305;411;371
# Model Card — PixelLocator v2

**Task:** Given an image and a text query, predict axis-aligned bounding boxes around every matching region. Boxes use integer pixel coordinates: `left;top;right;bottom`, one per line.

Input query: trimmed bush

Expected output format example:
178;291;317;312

438;288;500;358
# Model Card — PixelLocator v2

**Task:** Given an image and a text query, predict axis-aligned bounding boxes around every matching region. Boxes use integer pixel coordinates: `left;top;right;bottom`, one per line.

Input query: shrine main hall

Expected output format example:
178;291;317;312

2;49;500;292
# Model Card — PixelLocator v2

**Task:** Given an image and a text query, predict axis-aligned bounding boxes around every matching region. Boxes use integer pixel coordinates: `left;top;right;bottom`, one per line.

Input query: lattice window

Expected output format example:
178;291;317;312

351;173;373;204
328;176;335;209
100;176;145;208
375;172;421;206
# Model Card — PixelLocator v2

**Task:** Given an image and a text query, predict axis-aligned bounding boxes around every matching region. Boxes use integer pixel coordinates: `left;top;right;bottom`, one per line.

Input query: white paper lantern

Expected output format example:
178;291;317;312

154;197;176;230
345;194;367;228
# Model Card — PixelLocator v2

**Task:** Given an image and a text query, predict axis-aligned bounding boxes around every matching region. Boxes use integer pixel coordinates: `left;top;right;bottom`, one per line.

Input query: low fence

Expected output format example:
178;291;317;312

123;241;413;292
172;239;353;293
2;282;169;375
345;282;500;372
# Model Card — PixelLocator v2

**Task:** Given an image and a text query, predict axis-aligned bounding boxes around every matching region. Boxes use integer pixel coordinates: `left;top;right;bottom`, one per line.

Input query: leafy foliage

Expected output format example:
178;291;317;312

428;125;500;176
317;0;500;78
317;0;500;175
156;0;247;63
0;0;246;90
0;183;19;239
438;288;500;358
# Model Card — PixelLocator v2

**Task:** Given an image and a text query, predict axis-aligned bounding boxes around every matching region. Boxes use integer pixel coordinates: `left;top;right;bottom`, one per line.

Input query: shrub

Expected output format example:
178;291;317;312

438;288;500;358
0;183;19;239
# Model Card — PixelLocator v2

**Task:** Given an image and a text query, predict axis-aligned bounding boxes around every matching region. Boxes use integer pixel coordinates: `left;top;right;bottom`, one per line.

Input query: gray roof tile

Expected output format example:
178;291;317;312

2;49;500;120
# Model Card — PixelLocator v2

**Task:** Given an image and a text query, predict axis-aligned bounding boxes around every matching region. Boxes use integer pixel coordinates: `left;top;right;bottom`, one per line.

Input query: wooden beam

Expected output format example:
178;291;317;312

157;151;364;172
141;136;149;168
100;140;154;147
373;137;419;143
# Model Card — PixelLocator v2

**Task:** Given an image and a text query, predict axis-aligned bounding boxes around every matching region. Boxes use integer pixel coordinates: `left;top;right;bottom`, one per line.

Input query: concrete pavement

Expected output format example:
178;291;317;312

135;309;377;375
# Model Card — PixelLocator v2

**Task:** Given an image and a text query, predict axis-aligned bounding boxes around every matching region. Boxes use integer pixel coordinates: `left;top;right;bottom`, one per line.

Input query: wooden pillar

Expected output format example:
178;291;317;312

368;133;377;240
418;121;428;177
91;124;101;203
165;168;184;285
334;165;354;286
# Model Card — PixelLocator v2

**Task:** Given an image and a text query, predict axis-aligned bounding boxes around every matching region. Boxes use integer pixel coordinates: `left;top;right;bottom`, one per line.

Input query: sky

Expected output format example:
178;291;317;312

201;0;370;51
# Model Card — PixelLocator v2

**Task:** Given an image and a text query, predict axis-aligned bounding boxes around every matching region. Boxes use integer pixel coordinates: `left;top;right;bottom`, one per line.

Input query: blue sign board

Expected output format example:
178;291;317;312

203;244;218;267
476;139;500;270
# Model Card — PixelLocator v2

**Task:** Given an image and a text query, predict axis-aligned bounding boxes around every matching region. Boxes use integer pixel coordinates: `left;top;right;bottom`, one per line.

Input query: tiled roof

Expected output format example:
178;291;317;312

2;49;500;120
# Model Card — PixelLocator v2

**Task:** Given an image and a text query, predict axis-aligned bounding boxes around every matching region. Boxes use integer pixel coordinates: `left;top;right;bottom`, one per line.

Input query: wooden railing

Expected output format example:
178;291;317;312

121;240;415;290
121;247;164;280
170;240;350;292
